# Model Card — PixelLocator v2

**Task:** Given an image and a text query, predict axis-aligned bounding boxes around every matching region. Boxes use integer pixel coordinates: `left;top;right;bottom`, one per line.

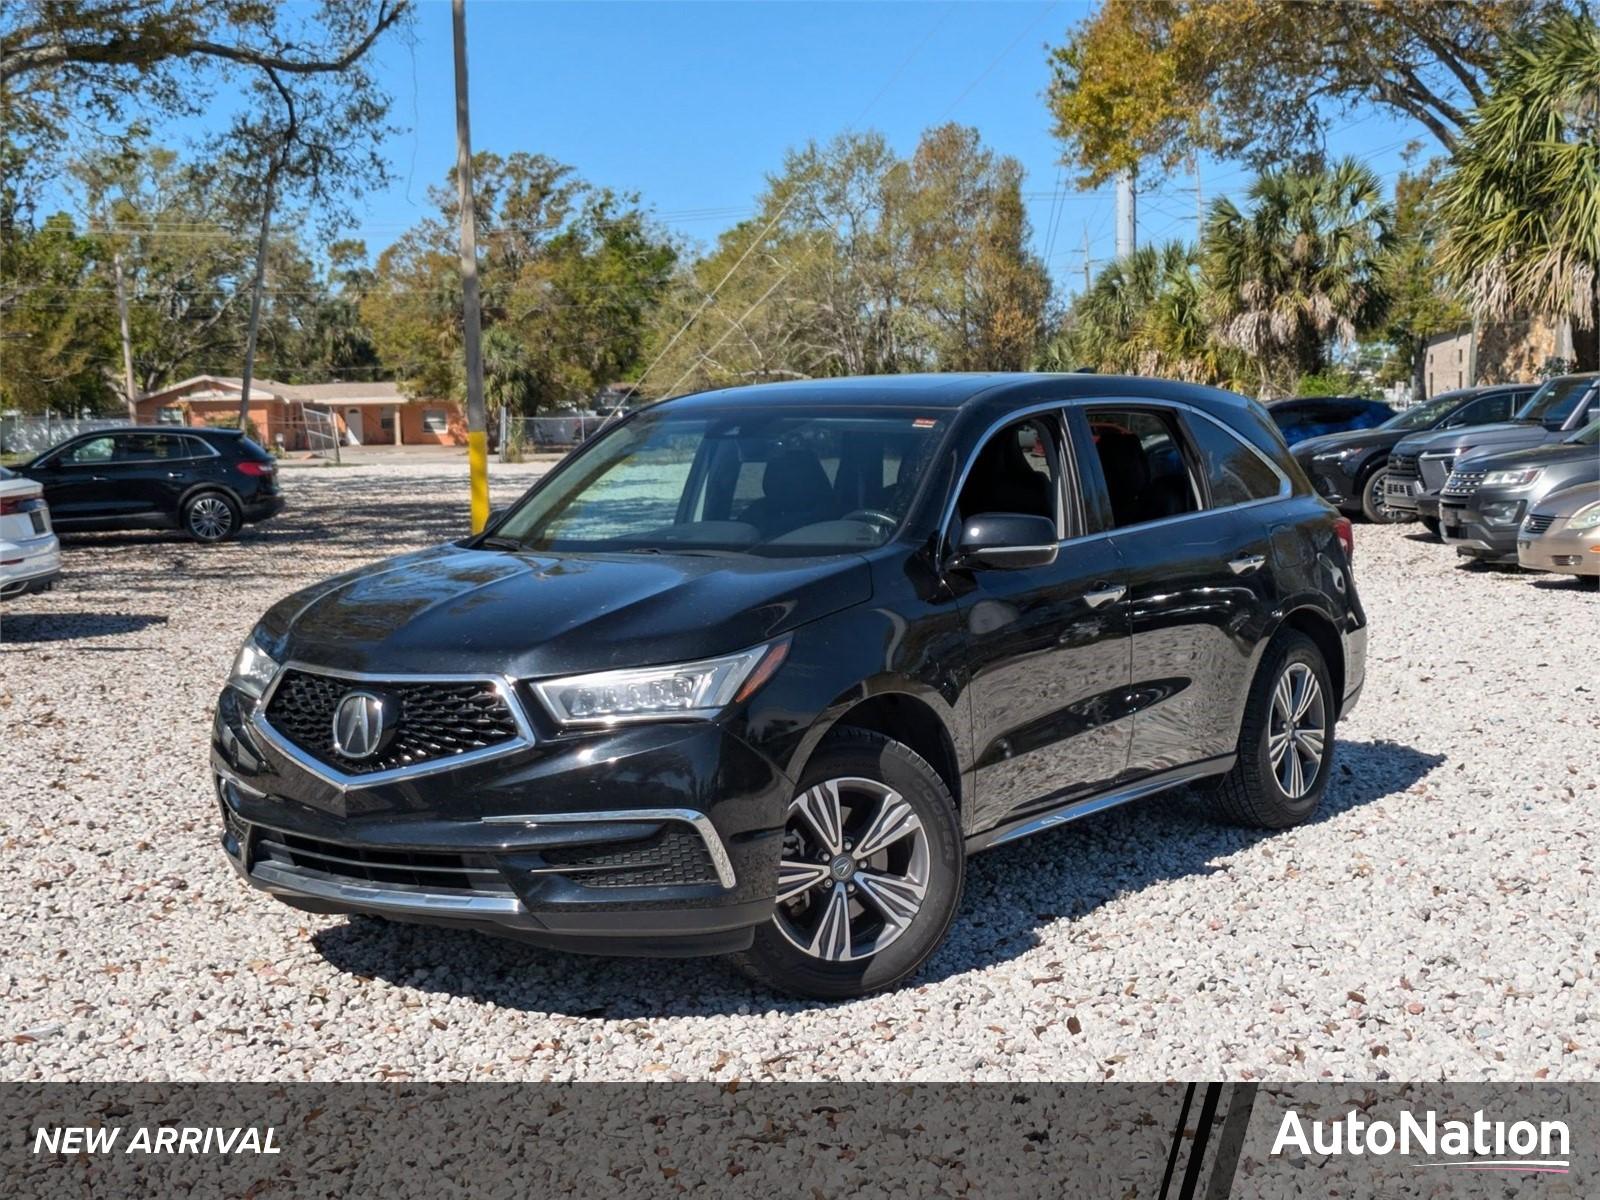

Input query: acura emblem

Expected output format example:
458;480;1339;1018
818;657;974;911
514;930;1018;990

331;690;394;760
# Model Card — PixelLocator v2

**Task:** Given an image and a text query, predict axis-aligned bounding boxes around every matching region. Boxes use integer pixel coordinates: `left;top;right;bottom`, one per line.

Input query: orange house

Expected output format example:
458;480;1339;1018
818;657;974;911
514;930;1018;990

134;376;468;449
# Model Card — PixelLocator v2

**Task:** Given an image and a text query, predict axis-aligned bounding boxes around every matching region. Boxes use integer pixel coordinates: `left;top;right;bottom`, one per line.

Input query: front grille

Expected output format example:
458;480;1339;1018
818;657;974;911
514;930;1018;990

1388;452;1420;480
1442;470;1485;498
539;825;718;888
263;669;521;775
1523;513;1556;536
254;830;514;894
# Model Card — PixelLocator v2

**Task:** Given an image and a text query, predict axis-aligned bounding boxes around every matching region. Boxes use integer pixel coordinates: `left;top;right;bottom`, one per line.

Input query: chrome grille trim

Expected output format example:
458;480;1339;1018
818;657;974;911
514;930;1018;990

483;808;737;889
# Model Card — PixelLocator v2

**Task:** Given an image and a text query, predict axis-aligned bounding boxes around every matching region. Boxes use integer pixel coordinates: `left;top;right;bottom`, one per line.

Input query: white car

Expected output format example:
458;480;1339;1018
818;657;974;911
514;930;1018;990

1;465;61;599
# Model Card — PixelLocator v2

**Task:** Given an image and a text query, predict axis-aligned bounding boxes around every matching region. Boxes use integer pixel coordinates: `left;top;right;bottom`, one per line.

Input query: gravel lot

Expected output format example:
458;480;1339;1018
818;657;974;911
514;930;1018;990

2;458;1596;1082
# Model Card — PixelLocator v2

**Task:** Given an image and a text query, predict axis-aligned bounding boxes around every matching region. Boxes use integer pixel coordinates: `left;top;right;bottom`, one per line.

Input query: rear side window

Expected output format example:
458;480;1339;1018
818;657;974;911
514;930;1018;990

1183;415;1285;506
1084;408;1201;529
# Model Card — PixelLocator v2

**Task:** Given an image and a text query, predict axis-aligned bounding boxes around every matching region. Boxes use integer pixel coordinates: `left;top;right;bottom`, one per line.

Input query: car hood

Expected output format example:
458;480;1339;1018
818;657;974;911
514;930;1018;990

1292;428;1399;461
1395;421;1548;456
1459;439;1599;472
259;543;874;678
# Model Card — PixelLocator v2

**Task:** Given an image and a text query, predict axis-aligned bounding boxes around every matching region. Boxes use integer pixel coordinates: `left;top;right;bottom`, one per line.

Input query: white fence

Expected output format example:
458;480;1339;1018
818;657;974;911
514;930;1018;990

0;415;130;456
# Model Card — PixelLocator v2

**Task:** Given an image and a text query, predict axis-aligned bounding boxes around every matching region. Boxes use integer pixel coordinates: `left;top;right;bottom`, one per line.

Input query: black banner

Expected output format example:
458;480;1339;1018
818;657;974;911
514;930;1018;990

5;1083;1593;1197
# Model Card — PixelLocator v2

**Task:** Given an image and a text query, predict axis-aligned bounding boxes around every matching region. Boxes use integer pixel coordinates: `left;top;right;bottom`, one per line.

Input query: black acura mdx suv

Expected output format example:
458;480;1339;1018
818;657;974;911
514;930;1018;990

214;375;1366;997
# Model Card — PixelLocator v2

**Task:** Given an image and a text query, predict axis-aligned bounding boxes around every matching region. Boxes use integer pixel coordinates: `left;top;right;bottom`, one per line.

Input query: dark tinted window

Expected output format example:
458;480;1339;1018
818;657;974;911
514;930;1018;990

956;416;1061;530
1184;415;1284;506
1450;392;1517;426
1085;408;1200;528
113;433;194;460
1520;376;1596;426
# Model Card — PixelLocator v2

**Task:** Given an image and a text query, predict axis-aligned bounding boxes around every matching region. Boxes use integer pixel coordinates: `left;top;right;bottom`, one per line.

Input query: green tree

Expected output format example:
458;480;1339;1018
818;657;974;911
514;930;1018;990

362;153;677;414
1437;8;1600;370
1203;157;1393;394
0;210;113;414
1045;0;1546;186
1376;168;1470;398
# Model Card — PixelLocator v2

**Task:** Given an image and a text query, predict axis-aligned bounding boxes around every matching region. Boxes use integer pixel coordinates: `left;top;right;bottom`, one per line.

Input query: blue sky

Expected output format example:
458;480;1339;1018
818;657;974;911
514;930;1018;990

95;1;1440;296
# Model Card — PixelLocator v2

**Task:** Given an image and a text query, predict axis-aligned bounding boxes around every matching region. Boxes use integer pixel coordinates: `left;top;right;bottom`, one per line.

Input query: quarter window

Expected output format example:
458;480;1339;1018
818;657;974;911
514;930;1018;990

1083;408;1201;528
1182;414;1284;506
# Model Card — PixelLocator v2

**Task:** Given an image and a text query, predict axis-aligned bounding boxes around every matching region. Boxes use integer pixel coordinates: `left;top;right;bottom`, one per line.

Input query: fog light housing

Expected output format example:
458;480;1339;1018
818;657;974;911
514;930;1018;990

1479;501;1522;524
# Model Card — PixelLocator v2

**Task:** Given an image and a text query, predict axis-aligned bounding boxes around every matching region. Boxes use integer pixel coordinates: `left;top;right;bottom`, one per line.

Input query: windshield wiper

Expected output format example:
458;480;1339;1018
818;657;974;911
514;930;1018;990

478;535;527;552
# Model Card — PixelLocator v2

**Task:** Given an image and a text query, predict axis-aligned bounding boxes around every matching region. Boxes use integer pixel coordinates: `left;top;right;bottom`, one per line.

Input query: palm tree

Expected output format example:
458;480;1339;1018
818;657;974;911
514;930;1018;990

1203;157;1392;395
1437;10;1600;371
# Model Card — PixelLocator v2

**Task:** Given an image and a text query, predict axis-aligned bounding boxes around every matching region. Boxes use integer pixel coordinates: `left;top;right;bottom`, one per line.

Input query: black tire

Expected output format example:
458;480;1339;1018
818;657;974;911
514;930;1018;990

732;727;964;999
1420;516;1442;540
1202;632;1334;830
183;490;240;543
1359;466;1408;524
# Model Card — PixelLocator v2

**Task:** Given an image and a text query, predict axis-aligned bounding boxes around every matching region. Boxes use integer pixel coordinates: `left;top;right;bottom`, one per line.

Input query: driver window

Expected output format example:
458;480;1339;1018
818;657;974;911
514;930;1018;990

956;416;1062;533
63;436;115;465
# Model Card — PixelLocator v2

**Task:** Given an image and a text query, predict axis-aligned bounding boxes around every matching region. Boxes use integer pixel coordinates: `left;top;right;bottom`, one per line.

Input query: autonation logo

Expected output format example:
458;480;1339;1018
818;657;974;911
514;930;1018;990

1272;1108;1571;1175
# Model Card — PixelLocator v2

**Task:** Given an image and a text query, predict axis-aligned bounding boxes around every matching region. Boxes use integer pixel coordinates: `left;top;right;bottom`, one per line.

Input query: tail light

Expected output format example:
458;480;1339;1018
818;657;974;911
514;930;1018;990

0;495;43;516
1333;516;1354;568
235;461;275;477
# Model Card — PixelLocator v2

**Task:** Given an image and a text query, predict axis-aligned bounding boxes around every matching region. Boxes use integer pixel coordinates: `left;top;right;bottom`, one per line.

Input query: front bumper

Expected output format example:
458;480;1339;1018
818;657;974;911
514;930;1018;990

1518;526;1600;577
1440;497;1523;561
213;685;786;956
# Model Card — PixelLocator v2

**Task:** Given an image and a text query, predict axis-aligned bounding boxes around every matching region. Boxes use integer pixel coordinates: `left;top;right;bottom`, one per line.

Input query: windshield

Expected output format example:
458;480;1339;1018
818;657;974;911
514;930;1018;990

1383;393;1470;432
493;405;951;555
1518;376;1595;426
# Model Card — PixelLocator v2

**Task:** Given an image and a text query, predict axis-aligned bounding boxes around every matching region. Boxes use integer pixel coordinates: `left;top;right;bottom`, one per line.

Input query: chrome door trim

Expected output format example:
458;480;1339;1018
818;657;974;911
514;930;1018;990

249;661;537;792
482;808;737;889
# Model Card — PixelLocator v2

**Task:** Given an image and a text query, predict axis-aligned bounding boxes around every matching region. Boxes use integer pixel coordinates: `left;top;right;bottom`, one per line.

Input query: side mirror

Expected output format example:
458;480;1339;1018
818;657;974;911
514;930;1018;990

952;513;1058;571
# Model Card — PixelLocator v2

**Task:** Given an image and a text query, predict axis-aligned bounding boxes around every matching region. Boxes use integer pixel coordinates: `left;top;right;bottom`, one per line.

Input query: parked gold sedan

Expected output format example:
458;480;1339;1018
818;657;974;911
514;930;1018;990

1518;482;1600;579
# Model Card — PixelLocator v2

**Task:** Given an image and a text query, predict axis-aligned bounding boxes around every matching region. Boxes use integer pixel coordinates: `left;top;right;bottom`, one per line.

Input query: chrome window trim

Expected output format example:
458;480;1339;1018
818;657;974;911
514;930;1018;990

249;661;537;791
483;808;737;889
53;432;226;467
938;395;1292;555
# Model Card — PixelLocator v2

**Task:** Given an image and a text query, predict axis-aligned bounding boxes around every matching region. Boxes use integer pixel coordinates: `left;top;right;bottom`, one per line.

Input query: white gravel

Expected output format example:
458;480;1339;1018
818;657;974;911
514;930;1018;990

1;457;1596;1082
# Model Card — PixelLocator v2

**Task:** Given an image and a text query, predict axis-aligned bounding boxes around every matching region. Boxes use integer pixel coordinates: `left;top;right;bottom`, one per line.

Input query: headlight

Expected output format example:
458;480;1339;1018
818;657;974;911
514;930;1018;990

533;640;789;727
228;631;280;700
1314;446;1366;463
1481;468;1542;488
1565;502;1600;532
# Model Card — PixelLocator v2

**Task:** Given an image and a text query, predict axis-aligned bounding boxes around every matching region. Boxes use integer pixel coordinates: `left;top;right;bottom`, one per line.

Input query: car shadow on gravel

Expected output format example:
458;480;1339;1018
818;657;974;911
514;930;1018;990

308;737;1443;1017
0;611;168;643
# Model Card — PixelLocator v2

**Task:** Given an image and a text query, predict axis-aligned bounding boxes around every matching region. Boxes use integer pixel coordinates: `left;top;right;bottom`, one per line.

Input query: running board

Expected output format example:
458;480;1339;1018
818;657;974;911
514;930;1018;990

965;757;1234;854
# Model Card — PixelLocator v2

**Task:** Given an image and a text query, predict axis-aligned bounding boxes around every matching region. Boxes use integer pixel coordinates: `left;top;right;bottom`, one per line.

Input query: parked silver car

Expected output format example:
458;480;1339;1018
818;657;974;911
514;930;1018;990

1517;481;1600;579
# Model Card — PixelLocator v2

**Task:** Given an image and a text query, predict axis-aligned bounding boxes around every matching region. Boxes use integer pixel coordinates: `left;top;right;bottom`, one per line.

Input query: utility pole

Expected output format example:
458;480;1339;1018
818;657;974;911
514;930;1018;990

1115;167;1137;259
452;0;490;532
1081;225;1092;294
1194;157;1203;243
110;246;138;423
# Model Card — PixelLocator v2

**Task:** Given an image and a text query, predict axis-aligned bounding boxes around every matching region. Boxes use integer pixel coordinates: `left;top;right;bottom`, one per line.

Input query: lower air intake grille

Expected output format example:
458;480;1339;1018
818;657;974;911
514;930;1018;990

254;831;514;894
539;825;719;888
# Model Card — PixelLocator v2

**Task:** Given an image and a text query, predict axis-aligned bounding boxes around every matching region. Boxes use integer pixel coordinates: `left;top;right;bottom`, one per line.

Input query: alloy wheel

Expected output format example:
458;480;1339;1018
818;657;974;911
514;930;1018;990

1366;471;1404;523
774;776;930;963
1268;662;1326;798
188;496;234;539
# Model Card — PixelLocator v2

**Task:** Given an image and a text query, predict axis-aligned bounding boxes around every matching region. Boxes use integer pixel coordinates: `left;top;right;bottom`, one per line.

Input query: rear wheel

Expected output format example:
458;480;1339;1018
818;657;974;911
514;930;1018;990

183;491;239;543
733;728;963;999
1203;632;1334;830
1360;466;1408;524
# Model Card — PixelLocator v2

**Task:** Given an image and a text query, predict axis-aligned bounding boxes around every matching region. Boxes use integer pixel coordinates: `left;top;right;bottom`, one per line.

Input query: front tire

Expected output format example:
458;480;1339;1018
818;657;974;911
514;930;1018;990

733;727;964;999
183;491;240;543
1359;466;1408;524
1203;632;1334;830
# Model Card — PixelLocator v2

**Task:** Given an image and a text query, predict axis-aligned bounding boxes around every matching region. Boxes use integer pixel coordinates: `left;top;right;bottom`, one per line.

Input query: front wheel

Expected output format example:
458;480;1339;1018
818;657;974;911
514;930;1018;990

732;727;964;999
1360;467;1409;524
1202;632;1335;830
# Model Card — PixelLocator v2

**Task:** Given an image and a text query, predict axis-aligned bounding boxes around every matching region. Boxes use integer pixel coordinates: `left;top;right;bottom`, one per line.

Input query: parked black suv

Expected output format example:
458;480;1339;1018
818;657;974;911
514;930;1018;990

18;427;284;542
1291;385;1534;522
214;375;1366;997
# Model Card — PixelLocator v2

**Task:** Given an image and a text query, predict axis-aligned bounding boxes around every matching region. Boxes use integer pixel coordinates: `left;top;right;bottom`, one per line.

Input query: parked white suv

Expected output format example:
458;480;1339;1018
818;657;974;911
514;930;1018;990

0;466;61;599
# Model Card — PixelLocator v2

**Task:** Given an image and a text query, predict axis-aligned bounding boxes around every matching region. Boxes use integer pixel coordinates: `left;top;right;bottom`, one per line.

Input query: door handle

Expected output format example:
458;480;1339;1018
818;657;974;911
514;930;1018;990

1229;553;1266;575
1080;582;1126;608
